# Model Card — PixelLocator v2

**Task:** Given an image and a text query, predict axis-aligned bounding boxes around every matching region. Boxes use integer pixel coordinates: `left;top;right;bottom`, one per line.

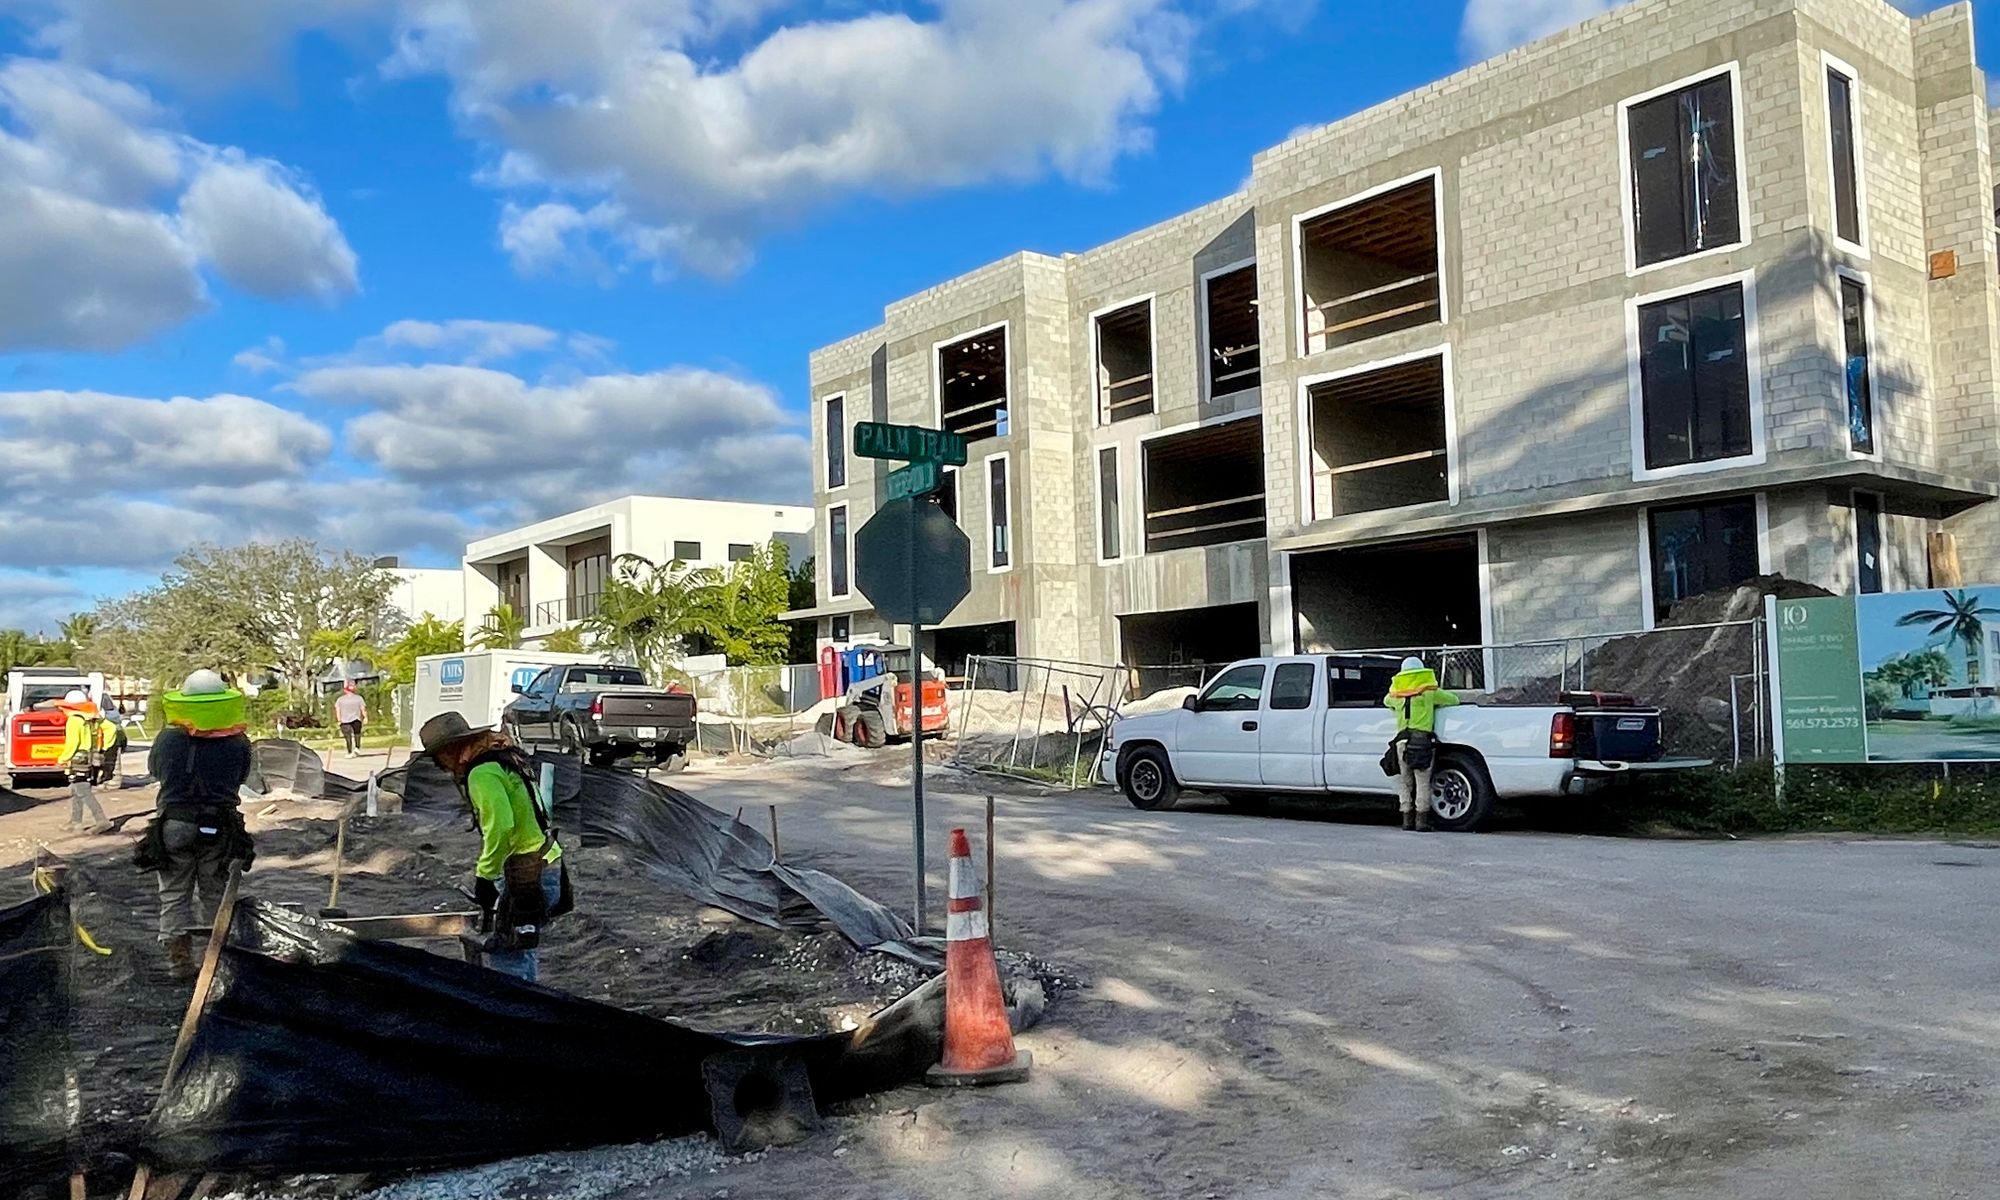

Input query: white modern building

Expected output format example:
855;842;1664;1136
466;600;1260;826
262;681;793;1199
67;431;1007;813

464;496;814;647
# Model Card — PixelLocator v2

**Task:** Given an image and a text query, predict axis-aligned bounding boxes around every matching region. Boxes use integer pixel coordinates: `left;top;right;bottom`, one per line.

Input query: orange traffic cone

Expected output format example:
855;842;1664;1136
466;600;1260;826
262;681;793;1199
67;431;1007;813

926;828;1032;1086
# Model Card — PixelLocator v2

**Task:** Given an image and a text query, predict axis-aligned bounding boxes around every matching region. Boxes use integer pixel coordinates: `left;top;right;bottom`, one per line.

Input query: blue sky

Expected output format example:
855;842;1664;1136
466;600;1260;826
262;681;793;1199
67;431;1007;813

0;0;1976;631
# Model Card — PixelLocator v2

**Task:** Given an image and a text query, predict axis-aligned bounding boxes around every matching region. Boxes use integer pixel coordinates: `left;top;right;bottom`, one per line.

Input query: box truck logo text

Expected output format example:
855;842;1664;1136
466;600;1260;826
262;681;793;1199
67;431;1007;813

440;658;466;700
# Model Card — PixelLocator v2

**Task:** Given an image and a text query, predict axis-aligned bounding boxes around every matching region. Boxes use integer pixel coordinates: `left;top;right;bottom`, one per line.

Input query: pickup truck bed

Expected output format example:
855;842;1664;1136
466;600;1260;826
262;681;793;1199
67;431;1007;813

1102;654;1705;831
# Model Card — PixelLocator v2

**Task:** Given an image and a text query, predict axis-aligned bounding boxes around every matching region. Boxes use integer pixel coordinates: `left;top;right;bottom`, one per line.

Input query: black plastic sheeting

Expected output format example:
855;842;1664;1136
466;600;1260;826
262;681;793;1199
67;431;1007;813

0;889;76;1191
376;750;935;967
143;902;958;1173
244;738;367;802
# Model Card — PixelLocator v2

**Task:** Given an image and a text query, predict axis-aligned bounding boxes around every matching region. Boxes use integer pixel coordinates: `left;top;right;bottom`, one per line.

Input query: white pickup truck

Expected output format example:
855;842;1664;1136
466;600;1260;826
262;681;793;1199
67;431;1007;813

1102;654;1704;831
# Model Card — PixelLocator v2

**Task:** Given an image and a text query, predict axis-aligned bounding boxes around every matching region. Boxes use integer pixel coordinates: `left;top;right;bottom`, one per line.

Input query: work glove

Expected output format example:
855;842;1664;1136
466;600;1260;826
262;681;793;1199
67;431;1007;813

473;876;500;913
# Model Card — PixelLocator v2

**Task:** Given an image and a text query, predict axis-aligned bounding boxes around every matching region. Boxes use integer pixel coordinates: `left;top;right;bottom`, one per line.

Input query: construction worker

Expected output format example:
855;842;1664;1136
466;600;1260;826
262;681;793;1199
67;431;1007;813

419;712;569;982
1385;656;1460;832
334;682;367;755
140;670;255;981
56;690;111;833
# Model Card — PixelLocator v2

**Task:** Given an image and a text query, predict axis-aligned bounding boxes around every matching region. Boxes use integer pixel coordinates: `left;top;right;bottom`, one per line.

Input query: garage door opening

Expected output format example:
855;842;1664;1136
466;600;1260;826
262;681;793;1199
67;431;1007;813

1307;354;1450;520
927;621;1017;686
1142;418;1266;553
1119;602;1262;697
1290;536;1485;686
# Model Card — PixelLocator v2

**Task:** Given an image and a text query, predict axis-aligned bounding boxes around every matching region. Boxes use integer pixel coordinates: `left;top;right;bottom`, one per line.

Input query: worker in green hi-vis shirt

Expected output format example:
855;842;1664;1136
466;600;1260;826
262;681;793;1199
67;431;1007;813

419;711;572;982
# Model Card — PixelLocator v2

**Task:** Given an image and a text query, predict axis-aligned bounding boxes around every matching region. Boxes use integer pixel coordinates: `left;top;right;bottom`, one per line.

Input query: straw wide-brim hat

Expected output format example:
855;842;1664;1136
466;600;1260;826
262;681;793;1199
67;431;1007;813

418;711;491;756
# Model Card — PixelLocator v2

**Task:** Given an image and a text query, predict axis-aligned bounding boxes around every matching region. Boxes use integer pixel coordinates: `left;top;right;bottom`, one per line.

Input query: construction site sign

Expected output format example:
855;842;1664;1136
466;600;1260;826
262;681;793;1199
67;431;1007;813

853;421;969;467
885;460;940;501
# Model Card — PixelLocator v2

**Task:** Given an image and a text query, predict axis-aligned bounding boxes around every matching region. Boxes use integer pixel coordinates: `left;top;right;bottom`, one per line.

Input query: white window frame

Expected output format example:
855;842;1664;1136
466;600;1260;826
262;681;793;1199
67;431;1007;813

1851;488;1888;595
1289;166;1449;360
1294;343;1459;527
1618;62;1753;278
1135;408;1265;558
826;502;851;599
985;452;1013;574
1197;257;1260;406
1835;264;1881;462
1822;52;1870;257
820;391;848;494
931;320;1013;440
1094;443;1125;564
1636;492;1772;629
1089;294;1159;427
1626;267;1767;482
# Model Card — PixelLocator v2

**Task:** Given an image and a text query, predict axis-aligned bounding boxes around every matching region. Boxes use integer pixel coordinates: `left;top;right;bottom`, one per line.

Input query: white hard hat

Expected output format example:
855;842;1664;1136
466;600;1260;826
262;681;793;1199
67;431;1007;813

62;689;87;705
180;669;228;695
1400;656;1426;672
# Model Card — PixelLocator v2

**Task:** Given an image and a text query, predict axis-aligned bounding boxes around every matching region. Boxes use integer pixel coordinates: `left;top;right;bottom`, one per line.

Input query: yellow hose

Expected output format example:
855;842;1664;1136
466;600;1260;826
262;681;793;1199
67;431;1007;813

31;866;113;956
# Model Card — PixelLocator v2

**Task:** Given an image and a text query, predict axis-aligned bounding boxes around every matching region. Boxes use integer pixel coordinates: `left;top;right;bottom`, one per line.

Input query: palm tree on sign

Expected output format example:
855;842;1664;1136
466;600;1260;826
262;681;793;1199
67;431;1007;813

1894;589;2000;684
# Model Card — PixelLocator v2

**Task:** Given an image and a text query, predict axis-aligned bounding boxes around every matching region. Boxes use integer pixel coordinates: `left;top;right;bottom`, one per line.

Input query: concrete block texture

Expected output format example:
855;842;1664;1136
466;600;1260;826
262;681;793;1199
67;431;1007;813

804;0;1998;669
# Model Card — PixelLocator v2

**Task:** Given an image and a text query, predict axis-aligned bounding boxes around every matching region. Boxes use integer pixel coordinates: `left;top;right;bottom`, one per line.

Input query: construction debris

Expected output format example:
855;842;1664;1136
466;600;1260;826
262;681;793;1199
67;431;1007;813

0;887;77;1194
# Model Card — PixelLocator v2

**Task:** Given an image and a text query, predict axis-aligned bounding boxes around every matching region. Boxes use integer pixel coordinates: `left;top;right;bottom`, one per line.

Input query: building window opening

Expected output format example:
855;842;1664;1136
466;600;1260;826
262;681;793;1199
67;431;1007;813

1648;498;1758;622
828;506;849;597
938;329;1008;442
727;543;755;562
1142;417;1266;552
1204;264;1261;400
824;394;846;488
1840;276;1874;454
1638;281;1752;470
1299;176;1441;356
988;456;1011;570
1828;67;1861;246
1307;355;1449;519
1097;446;1122;560
673;540;701;562
1855;492;1883;595
560;536;609;624
1628;73;1741;267
1096;301;1154;423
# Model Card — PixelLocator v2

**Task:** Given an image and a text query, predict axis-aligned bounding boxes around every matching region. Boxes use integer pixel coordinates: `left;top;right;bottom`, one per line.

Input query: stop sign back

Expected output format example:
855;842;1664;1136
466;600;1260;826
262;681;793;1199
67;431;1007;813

854;498;971;627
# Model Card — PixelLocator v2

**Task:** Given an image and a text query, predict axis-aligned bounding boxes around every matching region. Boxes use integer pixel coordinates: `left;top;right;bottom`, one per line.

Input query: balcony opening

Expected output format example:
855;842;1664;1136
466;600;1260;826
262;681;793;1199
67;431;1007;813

1142;417;1266;553
938;328;1008;442
1307;355;1450;520
1299;177;1441;356
1290;535;1485;687
1204;264;1261;400
1095;300;1155;423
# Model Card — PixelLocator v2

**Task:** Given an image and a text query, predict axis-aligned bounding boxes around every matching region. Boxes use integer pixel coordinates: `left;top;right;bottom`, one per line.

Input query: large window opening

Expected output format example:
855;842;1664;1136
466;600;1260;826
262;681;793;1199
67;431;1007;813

1637;280;1753;471
824;394;846;489
1298;176;1441;356
1647;498;1758;623
1204;264;1261;400
1097;445;1122;560
938;328;1008;443
926;621;1017;685
495;558;529;620
1142;418;1266;553
1827;66;1862;246
1290;536;1485;688
1307;355;1449;519
561;536;609;623
1627;72;1742;268
1095;301;1155;424
828;504;850;597
1840;275;1874;454
1119;602;1263;697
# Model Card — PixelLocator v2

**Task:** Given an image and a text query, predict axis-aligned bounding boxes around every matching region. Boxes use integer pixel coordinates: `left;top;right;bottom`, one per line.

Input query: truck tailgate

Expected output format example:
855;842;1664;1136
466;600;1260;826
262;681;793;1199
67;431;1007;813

596;691;696;727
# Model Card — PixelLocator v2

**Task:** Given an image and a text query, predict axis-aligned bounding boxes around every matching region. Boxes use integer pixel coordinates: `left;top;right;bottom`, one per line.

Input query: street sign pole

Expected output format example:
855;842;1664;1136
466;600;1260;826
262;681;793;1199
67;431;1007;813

907;513;927;935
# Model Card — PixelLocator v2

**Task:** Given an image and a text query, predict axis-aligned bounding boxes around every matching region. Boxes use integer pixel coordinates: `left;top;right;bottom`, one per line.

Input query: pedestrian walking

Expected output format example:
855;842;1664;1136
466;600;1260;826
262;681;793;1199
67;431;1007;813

56;690;112;833
137;670;254;981
334;682;367;756
1385;656;1460;832
419;712;571;982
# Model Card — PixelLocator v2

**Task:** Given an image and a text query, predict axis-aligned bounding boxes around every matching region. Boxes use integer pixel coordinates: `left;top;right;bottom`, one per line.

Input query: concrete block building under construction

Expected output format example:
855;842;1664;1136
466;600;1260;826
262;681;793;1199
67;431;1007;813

801;0;2000;683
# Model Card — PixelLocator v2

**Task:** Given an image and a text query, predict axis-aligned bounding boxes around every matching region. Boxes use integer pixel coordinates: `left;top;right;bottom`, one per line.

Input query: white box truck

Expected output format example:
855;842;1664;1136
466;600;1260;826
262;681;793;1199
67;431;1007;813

411;650;598;751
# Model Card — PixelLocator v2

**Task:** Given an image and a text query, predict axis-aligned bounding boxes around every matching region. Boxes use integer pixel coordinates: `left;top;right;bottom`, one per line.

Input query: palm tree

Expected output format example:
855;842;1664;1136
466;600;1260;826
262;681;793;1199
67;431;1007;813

582;555;704;677
1873;648;1954;699
474;603;528;651
1895;590;2000;684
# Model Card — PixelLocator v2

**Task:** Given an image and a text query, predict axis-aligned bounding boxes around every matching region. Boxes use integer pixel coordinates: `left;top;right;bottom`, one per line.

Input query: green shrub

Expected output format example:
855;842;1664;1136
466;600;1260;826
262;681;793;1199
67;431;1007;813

1615;759;2000;837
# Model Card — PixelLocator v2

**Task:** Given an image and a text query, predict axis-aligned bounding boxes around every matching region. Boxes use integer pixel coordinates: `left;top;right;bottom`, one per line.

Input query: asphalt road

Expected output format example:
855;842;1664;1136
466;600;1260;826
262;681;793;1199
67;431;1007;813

662;751;2000;1200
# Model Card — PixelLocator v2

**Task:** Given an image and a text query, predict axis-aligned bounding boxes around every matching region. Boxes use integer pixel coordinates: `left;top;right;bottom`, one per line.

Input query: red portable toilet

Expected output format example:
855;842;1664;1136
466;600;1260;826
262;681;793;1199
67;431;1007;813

818;645;840;701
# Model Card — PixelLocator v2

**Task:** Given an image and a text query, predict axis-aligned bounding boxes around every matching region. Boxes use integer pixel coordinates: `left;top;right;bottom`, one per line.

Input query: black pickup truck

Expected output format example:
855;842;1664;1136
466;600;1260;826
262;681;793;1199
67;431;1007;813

501;663;697;770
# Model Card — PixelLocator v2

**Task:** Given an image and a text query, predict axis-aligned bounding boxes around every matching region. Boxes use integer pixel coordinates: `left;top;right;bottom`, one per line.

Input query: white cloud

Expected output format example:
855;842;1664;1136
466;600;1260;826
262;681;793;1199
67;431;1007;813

0;57;358;351
3;0;394;88
377;318;559;362
0;390;331;494
232;334;287;373
1459;0;1617;58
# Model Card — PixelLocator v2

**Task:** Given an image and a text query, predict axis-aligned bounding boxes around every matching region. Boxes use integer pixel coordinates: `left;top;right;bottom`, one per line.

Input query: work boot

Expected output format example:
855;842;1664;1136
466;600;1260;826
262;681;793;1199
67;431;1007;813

1415;811;1432;833
1401;810;1417;832
164;934;196;982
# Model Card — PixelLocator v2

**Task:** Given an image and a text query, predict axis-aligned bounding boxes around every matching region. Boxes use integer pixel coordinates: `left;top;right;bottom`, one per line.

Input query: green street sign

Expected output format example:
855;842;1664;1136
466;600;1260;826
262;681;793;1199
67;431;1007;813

885;460;940;501
853;421;968;467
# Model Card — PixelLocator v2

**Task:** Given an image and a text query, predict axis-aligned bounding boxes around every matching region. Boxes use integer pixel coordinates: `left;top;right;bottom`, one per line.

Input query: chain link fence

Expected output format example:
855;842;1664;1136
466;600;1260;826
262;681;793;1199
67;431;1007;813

949;655;1128;786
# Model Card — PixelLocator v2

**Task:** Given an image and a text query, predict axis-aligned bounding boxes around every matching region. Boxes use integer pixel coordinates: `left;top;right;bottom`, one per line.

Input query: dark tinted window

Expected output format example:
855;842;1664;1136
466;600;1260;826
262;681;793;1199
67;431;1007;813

1855;492;1883;595
1327;660;1398;706
829;506;849;595
1270;663;1316;710
1841;277;1874;454
673;540;701;561
1828;70;1861;244
1098;446;1121;559
727;543;755;562
1201;664;1265;711
1649;499;1759;621
825;394;846;488
1629;75;1741;266
1639;282;1752;469
988;457;1010;569
564;666;646;688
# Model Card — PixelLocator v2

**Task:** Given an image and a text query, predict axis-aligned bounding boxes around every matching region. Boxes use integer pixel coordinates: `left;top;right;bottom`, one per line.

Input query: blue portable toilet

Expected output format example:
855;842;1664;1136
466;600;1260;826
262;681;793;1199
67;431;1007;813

841;647;884;692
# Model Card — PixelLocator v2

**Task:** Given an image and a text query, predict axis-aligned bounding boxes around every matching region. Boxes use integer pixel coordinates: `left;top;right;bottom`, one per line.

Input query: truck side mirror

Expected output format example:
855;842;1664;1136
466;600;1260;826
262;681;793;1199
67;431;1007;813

510;682;525;694
1182;694;1200;712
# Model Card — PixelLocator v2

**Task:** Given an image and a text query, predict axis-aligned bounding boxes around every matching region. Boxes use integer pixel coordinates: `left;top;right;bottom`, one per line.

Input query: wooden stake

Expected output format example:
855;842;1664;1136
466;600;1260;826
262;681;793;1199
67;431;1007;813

767;804;781;863
323;813;348;913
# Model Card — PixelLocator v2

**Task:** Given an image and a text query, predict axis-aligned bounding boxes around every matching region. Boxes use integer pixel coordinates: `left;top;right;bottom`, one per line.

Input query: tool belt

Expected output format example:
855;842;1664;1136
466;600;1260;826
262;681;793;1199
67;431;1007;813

1383;727;1437;775
495;852;548;951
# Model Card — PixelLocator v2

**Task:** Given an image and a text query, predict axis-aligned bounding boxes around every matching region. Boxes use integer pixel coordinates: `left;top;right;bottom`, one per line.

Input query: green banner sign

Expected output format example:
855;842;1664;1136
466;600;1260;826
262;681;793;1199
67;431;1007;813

1771;586;2000;764
853;421;969;467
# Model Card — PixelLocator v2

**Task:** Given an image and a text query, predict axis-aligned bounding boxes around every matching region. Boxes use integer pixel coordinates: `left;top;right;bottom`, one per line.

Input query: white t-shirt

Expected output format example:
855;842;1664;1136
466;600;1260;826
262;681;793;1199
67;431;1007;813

334;692;366;724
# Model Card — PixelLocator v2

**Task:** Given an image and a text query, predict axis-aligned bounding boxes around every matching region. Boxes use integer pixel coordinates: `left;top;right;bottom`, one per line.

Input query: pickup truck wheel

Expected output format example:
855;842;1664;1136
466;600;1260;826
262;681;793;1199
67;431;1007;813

1428;751;1495;832
559;720;586;760
1121;747;1178;811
